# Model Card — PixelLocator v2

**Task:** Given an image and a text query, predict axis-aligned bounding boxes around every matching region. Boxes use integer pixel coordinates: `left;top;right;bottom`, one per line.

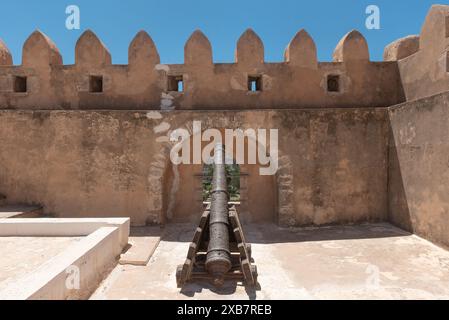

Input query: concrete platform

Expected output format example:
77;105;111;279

91;223;449;300
0;218;131;300
0;237;82;292
119;226;163;266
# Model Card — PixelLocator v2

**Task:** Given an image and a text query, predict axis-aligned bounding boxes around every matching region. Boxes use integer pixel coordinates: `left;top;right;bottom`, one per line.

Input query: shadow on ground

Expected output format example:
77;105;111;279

155;222;411;244
180;280;261;300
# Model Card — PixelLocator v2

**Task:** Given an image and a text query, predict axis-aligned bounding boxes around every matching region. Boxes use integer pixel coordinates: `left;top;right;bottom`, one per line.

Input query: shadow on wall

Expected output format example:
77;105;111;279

386;92;449;250
387;122;413;232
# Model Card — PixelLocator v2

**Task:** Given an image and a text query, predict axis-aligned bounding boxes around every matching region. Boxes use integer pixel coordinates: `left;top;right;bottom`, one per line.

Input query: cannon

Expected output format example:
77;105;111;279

205;144;232;286
176;144;257;288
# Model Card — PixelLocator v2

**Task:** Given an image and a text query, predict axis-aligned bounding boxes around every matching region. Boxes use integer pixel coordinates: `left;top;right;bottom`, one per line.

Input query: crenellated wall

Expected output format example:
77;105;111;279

384;5;449;102
1;4;446;110
0;28;404;110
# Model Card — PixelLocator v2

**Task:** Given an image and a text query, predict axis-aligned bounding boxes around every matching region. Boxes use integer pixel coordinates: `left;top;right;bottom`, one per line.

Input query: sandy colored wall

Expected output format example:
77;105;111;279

0;59;403;111
390;5;449;102
0;108;388;227
388;92;449;248
0;29;404;110
278;109;389;226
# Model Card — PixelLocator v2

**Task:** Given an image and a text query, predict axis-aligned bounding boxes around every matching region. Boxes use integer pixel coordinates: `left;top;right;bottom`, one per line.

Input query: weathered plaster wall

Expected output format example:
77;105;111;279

0;108;388;227
278;109;389;226
388;92;449;248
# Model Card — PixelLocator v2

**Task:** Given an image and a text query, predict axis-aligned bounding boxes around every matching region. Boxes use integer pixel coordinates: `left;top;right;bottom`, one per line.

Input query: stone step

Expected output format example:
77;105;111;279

119;226;163;266
0;205;43;219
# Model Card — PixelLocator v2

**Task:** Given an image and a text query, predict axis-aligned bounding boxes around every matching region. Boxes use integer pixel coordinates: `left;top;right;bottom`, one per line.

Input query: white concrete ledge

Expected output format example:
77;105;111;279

0;226;125;300
0;218;130;248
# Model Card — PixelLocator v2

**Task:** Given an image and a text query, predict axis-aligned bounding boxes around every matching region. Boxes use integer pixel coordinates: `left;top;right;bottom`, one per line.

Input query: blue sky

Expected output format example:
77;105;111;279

0;0;444;64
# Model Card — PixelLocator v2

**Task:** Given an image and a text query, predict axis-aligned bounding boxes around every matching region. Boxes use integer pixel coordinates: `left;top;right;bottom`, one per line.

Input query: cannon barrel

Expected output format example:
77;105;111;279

205;144;232;287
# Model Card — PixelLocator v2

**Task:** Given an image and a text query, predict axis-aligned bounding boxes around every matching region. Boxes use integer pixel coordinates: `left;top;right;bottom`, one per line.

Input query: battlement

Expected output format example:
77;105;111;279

0;28;403;110
386;5;449;101
0;5;447;110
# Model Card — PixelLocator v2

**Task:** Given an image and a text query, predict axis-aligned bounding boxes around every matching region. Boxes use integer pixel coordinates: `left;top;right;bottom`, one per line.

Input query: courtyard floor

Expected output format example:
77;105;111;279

0;236;82;292
91;222;449;300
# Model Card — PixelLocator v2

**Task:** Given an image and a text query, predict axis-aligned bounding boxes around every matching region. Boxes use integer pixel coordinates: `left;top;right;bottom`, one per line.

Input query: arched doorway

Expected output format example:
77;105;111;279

165;129;276;224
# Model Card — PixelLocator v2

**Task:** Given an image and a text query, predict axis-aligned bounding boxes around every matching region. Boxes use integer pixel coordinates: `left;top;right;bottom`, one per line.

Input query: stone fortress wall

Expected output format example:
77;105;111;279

1;5;449;248
0;26;404;110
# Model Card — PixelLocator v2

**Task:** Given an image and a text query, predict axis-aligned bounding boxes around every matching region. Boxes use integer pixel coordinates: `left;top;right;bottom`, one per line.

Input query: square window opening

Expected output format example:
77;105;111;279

168;75;184;92
89;75;103;93
327;75;340;93
14;76;27;93
248;75;262;92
